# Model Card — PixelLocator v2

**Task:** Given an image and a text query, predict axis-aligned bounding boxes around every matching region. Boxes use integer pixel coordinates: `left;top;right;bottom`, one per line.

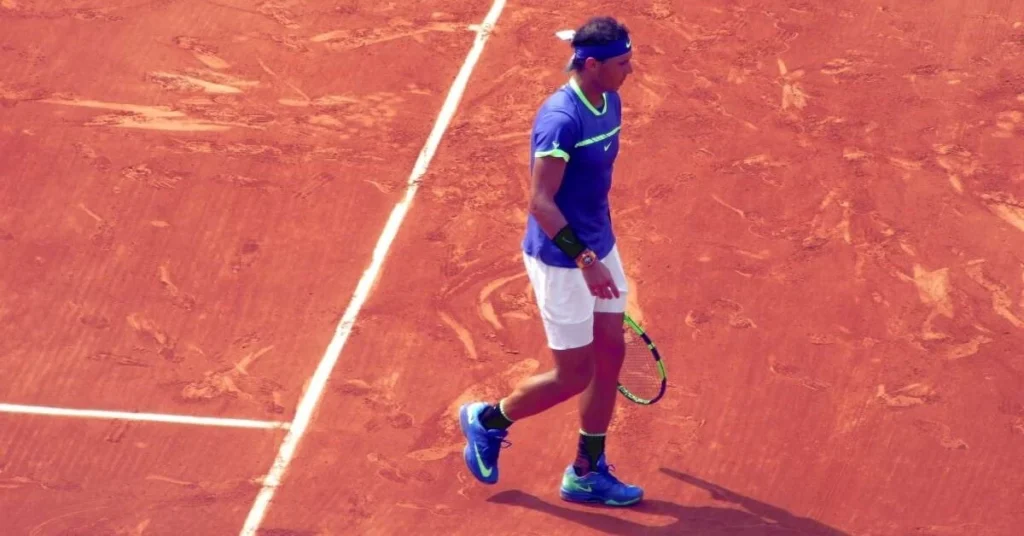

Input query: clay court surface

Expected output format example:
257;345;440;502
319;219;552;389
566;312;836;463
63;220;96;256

2;0;1024;534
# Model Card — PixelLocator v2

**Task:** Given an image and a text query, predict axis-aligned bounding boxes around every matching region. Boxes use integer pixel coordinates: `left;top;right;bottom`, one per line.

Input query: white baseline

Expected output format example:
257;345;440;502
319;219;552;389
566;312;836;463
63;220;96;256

0;403;289;430
237;1;508;534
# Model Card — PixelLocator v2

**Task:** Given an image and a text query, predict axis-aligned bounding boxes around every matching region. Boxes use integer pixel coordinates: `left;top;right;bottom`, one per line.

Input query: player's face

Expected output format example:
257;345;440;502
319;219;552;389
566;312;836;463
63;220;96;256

597;51;633;91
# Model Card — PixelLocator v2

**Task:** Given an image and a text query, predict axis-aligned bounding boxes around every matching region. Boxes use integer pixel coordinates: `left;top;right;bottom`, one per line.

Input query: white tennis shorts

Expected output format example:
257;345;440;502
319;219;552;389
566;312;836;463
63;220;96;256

523;245;628;350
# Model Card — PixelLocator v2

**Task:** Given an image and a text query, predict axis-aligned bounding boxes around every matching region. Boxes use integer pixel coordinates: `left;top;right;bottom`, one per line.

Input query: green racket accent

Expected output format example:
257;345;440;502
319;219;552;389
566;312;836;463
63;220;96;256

617;314;668;405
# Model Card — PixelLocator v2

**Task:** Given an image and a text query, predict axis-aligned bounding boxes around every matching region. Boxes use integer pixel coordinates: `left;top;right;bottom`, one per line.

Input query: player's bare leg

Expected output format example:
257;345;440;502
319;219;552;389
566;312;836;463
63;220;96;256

574;311;626;473
457;344;594;485
558;309;641;505
496;345;594;422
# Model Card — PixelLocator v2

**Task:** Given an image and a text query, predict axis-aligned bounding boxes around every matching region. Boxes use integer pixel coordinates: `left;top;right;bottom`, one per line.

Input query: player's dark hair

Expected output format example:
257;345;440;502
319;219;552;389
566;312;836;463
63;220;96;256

567;16;630;72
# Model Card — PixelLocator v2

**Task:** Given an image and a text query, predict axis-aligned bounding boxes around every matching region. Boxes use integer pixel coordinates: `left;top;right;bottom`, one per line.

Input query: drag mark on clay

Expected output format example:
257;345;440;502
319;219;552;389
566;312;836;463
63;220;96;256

293;173;334;200
886;155;924;182
278;92;404;129
334;374;414;432
309;22;469;50
158;264;197;311
685;299;757;340
257;57;310;103
778;58;808;110
477;272;528;330
173;36;230;70
40;98;181;117
979;192;1024;234
711;194;749;220
906;264;954;340
76;203;114;246
120;164;183;191
27;504;114;536
0;475;81;491
213;174;279;192
405;444;462;462
395;502;455;517
39;97;234;132
126;313;178;362
367;451;435;486
257;0;300;29
933;144;979;194
964;260;1024;329
94;115;233;132
87;351;147;368
438;311;477;361
366;452;408;484
876;383;938;408
913;420;969;450
147;71;249;94
804;190;852;247
180;345;279;409
127;519;151;536
992;110;1021;138
77;204;103;223
944;335;993;360
768;355;831;392
146;475;200;489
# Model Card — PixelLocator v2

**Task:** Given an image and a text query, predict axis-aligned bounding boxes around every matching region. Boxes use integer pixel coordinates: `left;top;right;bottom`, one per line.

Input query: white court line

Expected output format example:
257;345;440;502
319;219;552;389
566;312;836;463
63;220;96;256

0;403;290;430
238;1;507;534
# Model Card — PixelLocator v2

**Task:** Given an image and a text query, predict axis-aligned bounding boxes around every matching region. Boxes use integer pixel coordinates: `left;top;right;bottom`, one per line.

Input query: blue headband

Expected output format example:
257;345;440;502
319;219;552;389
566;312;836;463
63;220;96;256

572;36;631;62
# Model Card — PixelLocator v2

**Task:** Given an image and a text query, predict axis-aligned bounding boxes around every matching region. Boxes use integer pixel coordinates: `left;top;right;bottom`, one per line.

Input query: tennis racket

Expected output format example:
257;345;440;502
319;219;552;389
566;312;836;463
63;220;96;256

617;313;667;405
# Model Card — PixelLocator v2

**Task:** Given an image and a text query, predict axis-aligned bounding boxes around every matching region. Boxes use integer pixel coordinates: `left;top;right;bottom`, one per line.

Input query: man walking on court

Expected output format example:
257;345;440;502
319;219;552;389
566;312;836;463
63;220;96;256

458;16;642;506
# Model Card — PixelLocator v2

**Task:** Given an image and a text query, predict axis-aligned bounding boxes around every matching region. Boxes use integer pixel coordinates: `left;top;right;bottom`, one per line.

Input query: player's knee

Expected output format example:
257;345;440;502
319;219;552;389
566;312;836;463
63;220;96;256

554;358;592;395
596;334;625;359
594;332;626;369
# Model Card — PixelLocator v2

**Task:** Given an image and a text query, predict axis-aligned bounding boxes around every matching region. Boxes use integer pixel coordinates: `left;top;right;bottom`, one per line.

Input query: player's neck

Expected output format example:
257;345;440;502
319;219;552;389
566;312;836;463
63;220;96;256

572;74;605;109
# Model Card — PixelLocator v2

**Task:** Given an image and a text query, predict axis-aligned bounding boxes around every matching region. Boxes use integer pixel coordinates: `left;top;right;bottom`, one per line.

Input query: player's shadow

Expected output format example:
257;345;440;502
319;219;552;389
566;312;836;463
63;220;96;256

486;467;849;535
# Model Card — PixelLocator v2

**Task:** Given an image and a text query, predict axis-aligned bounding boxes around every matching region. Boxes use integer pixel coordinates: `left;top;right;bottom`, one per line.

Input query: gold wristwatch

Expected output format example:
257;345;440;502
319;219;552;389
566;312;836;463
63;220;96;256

575;249;597;269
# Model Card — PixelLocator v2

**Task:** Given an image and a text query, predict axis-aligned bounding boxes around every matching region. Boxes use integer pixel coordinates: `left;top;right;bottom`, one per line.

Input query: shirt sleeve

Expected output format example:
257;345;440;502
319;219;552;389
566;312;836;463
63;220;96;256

532;109;579;162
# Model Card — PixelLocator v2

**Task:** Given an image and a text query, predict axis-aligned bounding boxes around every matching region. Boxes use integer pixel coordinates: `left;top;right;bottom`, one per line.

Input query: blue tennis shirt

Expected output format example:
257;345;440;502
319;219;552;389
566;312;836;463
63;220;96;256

522;77;622;268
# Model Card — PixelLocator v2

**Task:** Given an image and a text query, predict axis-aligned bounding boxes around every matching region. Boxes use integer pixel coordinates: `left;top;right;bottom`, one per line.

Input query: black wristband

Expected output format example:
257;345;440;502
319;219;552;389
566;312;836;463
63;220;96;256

552;225;587;259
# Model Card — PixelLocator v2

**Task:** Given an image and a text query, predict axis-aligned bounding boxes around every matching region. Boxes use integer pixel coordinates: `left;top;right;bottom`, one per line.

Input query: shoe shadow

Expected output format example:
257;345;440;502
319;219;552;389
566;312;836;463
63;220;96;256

484;468;849;535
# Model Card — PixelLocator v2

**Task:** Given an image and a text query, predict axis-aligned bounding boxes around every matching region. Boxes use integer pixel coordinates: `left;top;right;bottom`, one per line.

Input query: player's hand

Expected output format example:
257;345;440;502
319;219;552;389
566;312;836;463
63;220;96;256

582;261;620;299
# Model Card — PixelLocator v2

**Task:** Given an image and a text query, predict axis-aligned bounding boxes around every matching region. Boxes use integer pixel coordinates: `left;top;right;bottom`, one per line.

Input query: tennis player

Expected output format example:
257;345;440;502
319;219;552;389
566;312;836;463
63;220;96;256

458;16;642;506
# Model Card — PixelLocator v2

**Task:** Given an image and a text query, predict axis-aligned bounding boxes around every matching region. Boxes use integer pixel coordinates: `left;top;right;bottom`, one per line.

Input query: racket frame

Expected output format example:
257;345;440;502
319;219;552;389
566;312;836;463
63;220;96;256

617;314;667;405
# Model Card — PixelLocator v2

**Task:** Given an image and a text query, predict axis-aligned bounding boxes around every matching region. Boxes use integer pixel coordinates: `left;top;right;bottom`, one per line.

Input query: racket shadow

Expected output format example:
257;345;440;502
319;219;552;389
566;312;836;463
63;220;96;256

485;471;848;536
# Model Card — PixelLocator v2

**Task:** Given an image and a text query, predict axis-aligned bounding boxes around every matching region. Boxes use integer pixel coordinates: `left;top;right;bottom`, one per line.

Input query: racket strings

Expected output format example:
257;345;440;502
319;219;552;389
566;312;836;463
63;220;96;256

619;329;663;400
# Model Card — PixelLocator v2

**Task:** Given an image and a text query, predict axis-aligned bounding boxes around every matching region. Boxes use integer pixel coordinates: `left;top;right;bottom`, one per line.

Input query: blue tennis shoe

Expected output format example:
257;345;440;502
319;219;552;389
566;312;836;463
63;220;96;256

458;401;510;485
559;454;644;506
